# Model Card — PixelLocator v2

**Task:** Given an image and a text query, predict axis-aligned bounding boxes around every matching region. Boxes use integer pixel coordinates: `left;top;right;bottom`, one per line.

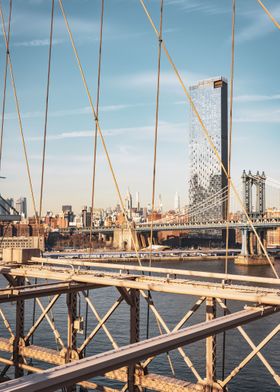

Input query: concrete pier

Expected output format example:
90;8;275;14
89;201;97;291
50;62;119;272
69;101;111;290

235;255;274;266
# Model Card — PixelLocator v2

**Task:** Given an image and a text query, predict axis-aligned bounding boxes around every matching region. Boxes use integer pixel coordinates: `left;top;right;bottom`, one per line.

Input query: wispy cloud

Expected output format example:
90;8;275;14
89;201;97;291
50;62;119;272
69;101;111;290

235;109;280;124
1;103;145;121
166;0;229;15
13;38;64;47
234;94;280;103
28;121;187;142
236;4;280;43
115;70;207;92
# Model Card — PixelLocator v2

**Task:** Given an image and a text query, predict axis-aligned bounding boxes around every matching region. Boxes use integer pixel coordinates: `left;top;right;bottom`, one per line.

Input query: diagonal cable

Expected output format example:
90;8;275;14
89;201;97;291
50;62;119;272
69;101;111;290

0;2;38;218
0;0;12;172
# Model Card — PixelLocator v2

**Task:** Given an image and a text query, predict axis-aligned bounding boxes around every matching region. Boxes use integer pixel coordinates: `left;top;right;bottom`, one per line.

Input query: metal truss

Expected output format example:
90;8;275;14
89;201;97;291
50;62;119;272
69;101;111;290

0;260;279;391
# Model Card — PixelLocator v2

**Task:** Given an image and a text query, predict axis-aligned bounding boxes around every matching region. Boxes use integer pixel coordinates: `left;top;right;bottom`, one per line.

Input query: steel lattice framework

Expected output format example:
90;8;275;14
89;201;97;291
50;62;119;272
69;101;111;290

0;258;279;391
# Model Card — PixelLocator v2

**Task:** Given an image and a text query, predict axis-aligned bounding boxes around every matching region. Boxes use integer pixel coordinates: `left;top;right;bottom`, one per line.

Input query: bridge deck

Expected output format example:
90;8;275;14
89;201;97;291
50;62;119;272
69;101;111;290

59;217;280;234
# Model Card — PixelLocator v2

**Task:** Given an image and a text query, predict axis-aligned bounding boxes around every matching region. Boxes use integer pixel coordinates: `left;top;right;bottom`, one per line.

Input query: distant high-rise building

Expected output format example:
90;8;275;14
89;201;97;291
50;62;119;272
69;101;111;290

62;205;72;213
135;192;140;211
16;197;27;218
189;77;228;221
174;192;180;211
81;206;91;227
158;194;163;213
125;189;132;211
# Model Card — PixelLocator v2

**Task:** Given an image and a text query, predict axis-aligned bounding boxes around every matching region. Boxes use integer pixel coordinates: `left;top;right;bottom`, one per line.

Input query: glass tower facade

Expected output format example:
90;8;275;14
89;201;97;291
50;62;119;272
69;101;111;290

189;77;228;222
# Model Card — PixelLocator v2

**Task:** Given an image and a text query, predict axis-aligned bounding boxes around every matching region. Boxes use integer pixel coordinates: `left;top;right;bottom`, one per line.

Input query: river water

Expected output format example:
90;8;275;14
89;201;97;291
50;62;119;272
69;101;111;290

0;259;280;391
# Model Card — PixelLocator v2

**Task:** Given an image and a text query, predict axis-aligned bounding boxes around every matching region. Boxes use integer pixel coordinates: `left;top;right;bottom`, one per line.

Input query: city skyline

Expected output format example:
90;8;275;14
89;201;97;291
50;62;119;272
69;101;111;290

0;0;279;214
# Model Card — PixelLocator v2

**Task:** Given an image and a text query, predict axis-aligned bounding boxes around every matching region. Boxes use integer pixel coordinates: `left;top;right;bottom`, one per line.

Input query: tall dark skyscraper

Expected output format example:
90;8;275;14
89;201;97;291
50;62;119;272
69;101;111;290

189;77;228;222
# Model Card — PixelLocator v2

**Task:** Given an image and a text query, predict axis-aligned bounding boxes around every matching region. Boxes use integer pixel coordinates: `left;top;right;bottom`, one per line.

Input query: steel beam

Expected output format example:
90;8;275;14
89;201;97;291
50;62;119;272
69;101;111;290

66;292;77;392
14;277;25;378
205;298;216;384
128;289;140;391
30;257;280;286
0;305;278;392
2;266;280;305
0;281;101;303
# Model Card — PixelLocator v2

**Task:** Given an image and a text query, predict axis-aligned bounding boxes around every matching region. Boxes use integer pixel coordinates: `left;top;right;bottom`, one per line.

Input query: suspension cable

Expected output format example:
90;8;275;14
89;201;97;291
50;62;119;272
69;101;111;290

139;0;278;278
85;0;105;358
58;0;143;267
31;0;55;351
257;0;280;29
149;0;163;263
150;187;228;224
223;0;236;381
39;0;54;221
225;0;235;275
187;195;228;221
146;0;164;376
0;2;38;219
187;188;228;218
0;0;12;172
89;0;104;251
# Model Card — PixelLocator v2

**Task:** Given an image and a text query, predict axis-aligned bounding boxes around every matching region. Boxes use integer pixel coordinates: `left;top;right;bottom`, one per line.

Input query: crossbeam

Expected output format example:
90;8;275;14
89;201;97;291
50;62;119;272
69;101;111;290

2;265;280;304
0;281;100;303
31;257;280;286
0;305;278;392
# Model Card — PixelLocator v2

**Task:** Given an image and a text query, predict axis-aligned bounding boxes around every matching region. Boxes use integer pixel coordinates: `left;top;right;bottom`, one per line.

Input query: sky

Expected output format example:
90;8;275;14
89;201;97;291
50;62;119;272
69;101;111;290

0;0;279;215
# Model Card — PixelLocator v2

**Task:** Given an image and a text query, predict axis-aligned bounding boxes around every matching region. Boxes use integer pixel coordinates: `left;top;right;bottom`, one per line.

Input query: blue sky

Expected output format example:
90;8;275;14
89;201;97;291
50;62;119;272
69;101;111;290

1;0;279;214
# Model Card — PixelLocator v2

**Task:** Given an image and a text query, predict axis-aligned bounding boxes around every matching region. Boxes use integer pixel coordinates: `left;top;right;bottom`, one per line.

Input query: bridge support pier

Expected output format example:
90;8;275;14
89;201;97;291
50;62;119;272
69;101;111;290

235;229;273;266
113;227;140;251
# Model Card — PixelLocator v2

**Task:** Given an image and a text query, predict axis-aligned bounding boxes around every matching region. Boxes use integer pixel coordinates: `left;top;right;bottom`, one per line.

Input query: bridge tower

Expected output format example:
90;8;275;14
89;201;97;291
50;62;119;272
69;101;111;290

242;170;266;219
236;170;271;265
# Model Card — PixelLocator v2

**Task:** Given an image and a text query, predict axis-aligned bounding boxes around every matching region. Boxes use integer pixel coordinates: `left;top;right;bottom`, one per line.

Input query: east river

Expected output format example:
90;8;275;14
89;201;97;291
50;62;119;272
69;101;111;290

0;259;279;391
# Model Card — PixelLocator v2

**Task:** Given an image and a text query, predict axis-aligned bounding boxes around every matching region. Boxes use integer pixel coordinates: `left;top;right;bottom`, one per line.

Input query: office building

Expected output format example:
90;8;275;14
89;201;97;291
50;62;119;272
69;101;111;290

16;197;27;218
174;192;180;212
62;205;72;214
189;76;228;222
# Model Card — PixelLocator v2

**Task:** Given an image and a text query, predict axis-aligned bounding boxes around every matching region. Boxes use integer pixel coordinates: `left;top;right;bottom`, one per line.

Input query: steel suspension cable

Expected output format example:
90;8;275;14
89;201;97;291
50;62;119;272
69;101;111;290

0;2;38;219
145;2;177;379
186;188;228;218
89;0;104;250
152;187;228;224
139;0;279;278
58;0;143;267
225;0;235;275
85;0;104;358
39;0;54;221
31;0;55;351
257;0;280;29
223;0;236;381
0;0;12;172
149;0;163;263
184;195;229;222
187;195;228;221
